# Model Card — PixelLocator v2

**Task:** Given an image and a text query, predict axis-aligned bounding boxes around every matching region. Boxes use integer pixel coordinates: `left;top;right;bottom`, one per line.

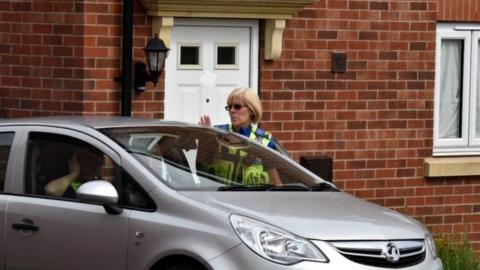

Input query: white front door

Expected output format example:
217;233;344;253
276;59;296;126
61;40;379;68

165;19;259;125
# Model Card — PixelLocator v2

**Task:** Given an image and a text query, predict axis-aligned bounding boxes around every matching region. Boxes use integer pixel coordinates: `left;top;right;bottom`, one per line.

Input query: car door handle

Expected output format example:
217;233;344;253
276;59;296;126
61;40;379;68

12;219;39;232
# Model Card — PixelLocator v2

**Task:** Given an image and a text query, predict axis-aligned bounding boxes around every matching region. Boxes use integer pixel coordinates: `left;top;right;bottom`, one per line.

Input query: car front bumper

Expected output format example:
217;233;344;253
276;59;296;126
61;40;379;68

208;241;443;270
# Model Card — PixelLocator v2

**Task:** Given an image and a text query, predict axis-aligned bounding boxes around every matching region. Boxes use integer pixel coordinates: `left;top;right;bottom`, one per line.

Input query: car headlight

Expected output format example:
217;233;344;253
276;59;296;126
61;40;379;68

425;231;438;259
229;214;328;265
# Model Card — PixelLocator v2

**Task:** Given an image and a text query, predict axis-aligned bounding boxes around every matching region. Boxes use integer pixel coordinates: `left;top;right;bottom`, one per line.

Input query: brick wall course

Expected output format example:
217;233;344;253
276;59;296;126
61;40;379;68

0;0;161;118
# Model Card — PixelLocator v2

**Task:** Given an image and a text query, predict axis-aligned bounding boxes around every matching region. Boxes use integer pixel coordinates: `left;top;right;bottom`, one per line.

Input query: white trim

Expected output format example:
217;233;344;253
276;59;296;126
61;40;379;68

177;43;203;70
471;32;480;147
214;43;239;70
250;21;259;90
433;147;480;156
433;28;471;148
454;26;480;31
434;23;480;156
439;22;480;31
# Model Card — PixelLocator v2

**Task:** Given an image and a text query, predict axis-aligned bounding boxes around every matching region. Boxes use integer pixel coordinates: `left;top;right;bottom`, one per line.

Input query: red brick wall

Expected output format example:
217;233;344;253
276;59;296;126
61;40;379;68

0;1;84;117
438;0;480;22
0;0;164;118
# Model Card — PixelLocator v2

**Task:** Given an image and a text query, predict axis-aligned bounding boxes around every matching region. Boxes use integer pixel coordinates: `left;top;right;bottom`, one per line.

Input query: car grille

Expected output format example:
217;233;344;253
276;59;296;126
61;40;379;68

329;240;426;268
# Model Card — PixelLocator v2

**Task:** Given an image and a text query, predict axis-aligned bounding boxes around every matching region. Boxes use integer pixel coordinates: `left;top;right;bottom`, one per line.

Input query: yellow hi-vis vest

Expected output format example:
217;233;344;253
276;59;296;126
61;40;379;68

210;125;272;185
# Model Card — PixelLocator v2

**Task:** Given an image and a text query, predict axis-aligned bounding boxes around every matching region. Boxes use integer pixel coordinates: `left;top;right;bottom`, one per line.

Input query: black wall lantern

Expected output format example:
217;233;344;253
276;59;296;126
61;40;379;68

134;34;170;92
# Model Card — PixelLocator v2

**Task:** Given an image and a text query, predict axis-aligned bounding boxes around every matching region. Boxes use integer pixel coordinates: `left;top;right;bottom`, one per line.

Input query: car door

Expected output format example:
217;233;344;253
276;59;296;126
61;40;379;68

5;126;129;270
0;127;18;270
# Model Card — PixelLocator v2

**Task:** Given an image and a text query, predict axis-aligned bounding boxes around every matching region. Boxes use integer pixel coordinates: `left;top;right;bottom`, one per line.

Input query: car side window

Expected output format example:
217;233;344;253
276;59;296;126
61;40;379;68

0;132;14;191
25;132;155;210
116;169;156;211
26;132;112;198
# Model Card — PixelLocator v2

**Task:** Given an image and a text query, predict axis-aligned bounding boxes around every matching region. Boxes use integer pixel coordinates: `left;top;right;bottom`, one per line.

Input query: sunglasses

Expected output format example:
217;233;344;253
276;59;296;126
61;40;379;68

225;104;246;111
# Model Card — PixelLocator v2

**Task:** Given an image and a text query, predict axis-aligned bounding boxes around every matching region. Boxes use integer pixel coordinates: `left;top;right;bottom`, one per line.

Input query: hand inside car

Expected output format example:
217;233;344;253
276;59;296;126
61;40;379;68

68;153;80;179
44;152;82;197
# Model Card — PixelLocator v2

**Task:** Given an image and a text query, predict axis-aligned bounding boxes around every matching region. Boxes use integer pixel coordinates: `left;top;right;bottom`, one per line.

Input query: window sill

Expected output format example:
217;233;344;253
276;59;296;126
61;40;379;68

424;156;480;177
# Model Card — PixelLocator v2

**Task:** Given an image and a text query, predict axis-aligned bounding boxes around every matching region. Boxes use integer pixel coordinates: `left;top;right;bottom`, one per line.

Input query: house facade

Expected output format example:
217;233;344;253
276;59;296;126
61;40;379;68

1;0;480;248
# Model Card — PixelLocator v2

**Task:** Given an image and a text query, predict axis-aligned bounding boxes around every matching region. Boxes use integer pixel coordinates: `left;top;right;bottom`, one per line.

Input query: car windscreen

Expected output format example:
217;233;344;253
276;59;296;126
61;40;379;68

100;126;336;192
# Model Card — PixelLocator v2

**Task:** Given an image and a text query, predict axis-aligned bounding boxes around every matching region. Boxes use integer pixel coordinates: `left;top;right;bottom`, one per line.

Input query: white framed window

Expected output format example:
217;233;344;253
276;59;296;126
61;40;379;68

434;23;480;156
177;43;202;70
214;43;239;70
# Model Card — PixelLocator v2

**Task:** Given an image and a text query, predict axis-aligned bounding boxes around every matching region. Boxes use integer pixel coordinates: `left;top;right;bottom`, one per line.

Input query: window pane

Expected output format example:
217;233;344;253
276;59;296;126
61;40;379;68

439;39;463;139
217;46;236;65
180;46;199;65
118;169;155;210
0;133;14;191
26;133;112;198
25;132;154;209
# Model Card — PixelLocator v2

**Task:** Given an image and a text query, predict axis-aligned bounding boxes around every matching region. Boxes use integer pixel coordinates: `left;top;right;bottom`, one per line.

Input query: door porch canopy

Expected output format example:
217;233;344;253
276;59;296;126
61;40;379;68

139;0;316;59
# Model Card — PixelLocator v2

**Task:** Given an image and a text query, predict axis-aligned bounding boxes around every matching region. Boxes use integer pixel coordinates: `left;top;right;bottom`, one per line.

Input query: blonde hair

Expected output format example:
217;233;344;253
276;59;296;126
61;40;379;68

227;87;262;124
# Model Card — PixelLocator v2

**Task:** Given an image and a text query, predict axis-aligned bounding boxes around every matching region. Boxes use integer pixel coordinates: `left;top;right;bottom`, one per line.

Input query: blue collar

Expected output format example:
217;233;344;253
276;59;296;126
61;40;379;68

235;125;252;137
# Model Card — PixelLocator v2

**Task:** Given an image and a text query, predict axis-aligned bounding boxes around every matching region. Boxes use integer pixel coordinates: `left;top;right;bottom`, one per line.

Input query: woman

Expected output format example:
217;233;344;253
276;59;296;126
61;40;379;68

199;87;284;185
199;87;284;153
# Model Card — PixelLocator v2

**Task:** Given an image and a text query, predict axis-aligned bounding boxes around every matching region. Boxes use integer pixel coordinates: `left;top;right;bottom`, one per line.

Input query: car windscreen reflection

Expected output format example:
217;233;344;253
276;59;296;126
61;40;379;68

101;126;337;192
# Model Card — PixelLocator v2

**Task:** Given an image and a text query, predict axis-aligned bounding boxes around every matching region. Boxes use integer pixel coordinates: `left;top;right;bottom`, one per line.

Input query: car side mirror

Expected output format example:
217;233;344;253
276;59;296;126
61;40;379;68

76;180;123;215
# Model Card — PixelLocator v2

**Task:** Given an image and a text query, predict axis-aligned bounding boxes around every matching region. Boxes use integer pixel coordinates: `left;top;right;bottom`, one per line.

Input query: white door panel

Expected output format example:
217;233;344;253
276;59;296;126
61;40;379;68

165;19;258;125
179;86;202;123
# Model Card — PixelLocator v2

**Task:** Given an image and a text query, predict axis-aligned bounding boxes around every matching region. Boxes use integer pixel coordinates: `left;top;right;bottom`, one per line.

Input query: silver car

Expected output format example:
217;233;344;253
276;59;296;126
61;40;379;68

0;116;443;270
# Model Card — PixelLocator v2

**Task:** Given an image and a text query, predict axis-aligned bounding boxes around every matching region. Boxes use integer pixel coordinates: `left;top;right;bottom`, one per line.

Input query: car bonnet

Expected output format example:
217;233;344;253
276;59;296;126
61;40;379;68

180;191;426;241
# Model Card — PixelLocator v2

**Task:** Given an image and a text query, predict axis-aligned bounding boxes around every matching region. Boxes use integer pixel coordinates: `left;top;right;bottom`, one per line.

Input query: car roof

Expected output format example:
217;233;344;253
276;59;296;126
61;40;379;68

0;116;194;130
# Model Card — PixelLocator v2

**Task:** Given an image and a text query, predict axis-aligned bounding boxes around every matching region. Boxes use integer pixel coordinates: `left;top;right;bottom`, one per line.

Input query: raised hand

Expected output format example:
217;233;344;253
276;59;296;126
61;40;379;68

199;115;211;127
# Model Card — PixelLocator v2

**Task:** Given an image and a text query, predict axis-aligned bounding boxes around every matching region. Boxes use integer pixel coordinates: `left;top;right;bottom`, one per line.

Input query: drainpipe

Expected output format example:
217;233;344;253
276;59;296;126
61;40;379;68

120;0;133;116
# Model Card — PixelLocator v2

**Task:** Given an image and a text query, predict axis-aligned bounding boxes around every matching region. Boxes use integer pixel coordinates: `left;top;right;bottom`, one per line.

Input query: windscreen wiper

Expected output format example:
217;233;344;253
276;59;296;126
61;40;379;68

267;183;338;191
310;182;339;192
266;183;311;191
217;184;275;191
217;182;339;192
